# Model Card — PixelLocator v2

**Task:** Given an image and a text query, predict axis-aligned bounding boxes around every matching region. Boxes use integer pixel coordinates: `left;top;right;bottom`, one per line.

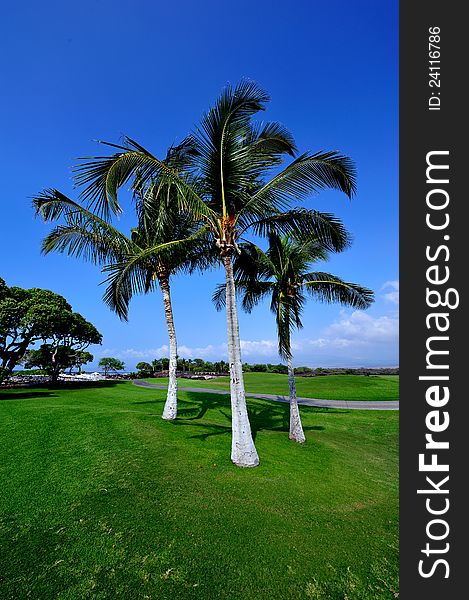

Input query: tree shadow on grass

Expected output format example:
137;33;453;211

176;393;231;420
171;391;337;442
131;398;167;406
47;380;124;390
0;380;124;401
0;390;58;401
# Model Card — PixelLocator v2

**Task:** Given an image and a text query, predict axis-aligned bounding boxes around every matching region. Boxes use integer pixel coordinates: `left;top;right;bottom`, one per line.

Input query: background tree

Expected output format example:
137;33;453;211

0;277;100;381
151;358;163;373
269;363;288;375
215;231;374;442
69;350;94;374
98;357;125;376
156;357;170;371
45;312;102;376
24;345;74;382
192;359;205;371
21;311;101;383
213;360;229;374
135;361;153;377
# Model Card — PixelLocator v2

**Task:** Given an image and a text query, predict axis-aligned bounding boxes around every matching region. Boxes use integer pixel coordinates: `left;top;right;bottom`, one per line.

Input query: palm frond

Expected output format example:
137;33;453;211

100;237;192;321
247;151;357;212
179;230;220;275
301;272;374;308
212;284;227;312
101;230;211;319
33;189;135;263
242;208;351;252
101;260;153;321
212;281;273;313
189;79;270;216
41;222;131;265
240;281;274;313
73;138;215;222
248;121;297;158
33;188;92;222
236;121;298;177
232;242;273;282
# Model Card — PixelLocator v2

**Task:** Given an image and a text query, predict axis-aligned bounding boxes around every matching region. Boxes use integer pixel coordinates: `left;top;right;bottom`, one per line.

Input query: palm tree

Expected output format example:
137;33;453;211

214;231;374;443
48;80;358;467
33;144;212;421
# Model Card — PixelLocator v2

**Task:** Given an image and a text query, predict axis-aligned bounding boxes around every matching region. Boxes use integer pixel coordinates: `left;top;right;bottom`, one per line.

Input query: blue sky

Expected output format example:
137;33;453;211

0;0;398;370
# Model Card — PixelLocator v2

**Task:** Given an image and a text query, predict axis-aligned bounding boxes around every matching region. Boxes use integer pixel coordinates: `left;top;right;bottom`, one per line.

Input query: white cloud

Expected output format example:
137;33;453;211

101;344;224;360
381;280;399;305
240;339;277;356
101;346;169;359
99;311;399;368
323;310;399;344
103;340;280;361
306;337;354;349
176;344;221;359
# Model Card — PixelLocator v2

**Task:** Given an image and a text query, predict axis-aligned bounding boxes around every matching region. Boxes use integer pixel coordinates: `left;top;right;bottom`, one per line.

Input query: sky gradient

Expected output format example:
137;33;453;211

1;0;398;370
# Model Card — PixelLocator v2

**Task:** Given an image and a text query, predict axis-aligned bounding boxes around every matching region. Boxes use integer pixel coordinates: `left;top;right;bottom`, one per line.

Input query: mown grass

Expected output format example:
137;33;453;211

0;381;398;599
146;372;399;401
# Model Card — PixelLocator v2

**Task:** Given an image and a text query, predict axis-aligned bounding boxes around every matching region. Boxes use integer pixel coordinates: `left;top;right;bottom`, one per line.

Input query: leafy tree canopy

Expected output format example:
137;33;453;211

98;357;125;375
135;361;153;376
70;350;94;374
0;277;102;380
23;345;92;382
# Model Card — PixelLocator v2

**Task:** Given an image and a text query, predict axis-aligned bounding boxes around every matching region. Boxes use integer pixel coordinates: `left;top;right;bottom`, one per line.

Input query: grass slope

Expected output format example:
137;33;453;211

146;373;399;401
0;381;398;599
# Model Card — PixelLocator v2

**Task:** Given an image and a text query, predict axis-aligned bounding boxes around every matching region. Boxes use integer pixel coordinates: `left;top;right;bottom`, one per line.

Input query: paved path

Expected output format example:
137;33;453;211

133;380;399;411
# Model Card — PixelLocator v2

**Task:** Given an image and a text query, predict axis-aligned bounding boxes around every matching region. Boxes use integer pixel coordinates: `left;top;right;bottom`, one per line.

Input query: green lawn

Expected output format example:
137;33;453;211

0;381;398;599
146;372;400;401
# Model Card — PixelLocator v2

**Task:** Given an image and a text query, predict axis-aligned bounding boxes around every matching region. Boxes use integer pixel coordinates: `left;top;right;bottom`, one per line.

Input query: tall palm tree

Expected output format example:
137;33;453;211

214;231;374;443
33;144;212;421
119;211;212;421
47;80;358;467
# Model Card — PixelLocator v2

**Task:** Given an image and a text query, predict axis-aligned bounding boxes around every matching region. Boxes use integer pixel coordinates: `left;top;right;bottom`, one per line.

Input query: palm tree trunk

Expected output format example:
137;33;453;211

223;255;259;467
159;277;178;420
288;355;306;443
